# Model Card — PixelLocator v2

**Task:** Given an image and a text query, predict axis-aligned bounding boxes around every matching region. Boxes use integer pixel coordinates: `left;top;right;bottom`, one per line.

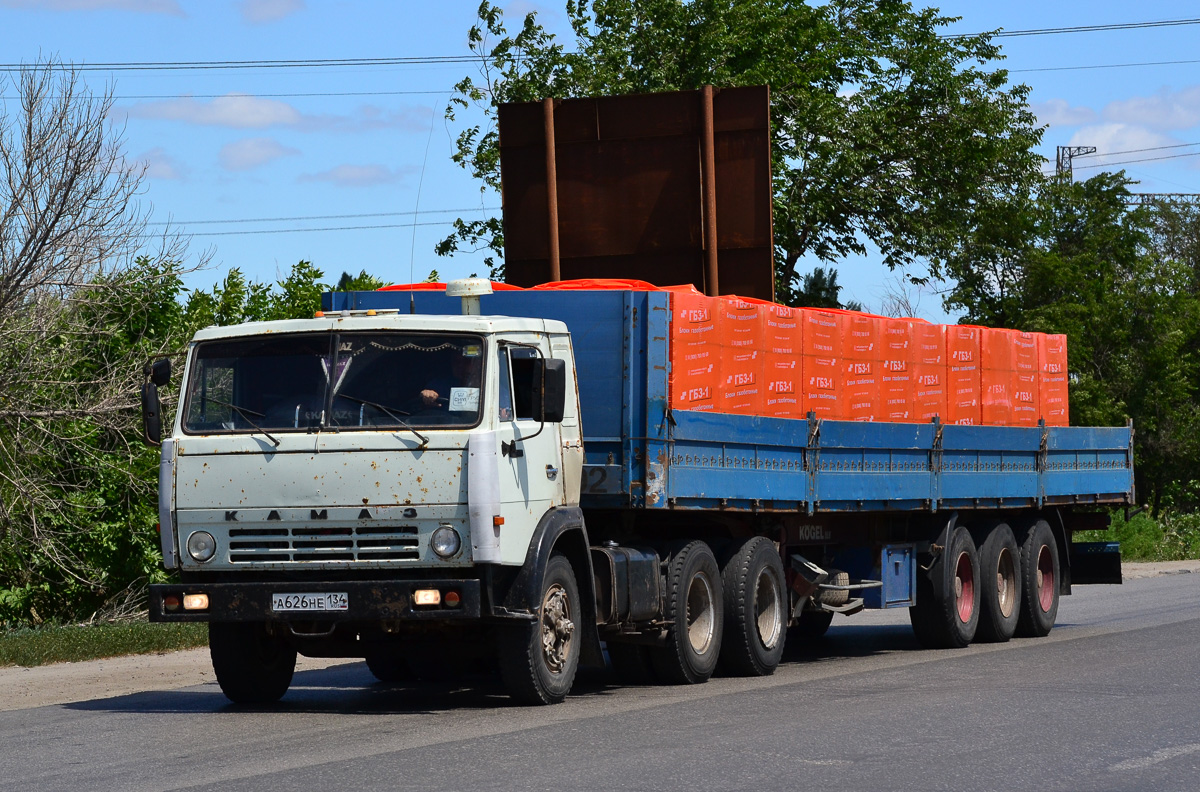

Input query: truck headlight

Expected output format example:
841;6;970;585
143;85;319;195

186;531;217;563
431;526;461;558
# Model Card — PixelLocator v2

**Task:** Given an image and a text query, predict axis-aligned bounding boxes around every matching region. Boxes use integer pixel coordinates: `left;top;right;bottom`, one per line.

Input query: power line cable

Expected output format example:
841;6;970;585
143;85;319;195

147;207;498;226
948;17;1200;39
0;55;486;73
1010;57;1200;73
184;220;460;238
1072;150;1200;170
1077;142;1200;158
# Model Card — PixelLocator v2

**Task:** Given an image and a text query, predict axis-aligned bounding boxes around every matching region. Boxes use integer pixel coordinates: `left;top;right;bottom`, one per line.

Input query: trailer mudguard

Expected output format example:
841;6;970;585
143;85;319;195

503;506;604;668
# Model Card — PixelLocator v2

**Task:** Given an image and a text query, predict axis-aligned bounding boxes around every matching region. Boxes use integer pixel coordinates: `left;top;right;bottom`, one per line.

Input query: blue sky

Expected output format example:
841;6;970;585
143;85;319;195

3;1;1199;321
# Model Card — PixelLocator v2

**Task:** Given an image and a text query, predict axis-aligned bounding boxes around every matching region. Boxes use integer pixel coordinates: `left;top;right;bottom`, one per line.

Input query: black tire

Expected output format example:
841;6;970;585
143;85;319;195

209;621;296;704
606;641;657;685
789;609;834;640
972;522;1022;643
908;525;980;649
648;541;723;684
364;651;408;684
717;537;786;676
498;553;581;704
1015;519;1060;637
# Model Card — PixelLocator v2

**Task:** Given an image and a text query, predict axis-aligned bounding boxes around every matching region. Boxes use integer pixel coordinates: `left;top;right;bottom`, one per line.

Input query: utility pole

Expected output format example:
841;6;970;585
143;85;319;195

1056;145;1097;180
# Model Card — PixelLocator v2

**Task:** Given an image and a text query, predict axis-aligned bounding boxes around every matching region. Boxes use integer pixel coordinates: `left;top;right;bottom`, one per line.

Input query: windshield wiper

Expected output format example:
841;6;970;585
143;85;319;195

333;392;429;448
205;397;281;447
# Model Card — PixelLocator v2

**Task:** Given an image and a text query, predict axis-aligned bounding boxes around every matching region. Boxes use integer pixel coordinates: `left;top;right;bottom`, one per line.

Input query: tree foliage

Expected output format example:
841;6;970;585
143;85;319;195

945;173;1200;515
0;61;207;624
440;0;1044;302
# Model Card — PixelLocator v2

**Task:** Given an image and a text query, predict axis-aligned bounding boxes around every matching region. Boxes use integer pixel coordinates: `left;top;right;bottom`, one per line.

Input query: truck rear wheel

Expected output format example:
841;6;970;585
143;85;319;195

364;651;409;684
1015;519;1060;637
498;552;581;705
972;522;1021;643
606;641;657;685
209;621;296;704
649;541;723;684
717;537;786;676
909;525;980;649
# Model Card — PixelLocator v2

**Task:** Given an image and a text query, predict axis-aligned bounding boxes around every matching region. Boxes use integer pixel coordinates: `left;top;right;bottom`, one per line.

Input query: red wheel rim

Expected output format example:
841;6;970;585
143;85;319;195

954;551;974;623
1036;545;1055;612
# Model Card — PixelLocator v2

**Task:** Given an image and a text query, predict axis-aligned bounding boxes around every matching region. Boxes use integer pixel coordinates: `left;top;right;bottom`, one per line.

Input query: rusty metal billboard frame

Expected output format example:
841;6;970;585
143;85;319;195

498;85;774;300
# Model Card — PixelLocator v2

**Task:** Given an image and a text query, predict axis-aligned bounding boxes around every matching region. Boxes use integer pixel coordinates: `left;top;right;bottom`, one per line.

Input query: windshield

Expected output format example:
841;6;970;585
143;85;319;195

182;332;485;434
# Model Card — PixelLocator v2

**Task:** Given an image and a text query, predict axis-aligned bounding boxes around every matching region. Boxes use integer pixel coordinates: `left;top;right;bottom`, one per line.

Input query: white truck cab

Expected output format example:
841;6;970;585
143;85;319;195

148;282;594;705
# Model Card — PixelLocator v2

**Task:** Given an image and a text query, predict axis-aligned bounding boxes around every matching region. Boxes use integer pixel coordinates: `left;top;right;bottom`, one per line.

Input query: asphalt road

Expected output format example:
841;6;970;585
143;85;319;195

3;572;1198;792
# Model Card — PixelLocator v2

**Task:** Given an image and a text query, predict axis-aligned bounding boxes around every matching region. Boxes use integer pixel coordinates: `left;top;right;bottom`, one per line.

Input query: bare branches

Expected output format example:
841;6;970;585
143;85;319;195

0;58;202;623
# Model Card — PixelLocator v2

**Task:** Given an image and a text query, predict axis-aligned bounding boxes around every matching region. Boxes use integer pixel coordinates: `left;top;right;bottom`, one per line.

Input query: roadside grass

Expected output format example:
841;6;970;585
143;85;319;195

1075;509;1200;561
0;621;207;668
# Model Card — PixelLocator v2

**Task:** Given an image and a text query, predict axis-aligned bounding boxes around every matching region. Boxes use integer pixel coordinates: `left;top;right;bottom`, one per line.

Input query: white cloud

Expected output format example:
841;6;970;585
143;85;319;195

239;0;304;24
1103;86;1200;130
300;164;416;187
0;0;183;13
218;137;300;171
1067;123;1183;171
124;94;431;134
1031;99;1096;128
128;94;301;128
139;147;186;180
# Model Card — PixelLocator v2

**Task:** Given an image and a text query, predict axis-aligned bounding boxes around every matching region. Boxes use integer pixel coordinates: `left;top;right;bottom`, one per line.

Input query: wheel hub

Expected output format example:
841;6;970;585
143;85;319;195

686;572;715;655
540;584;574;673
755;568;782;650
954;550;975;623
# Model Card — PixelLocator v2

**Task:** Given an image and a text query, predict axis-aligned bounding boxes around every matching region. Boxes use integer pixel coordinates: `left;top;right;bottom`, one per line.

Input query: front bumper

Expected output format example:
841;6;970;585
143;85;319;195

148;579;482;622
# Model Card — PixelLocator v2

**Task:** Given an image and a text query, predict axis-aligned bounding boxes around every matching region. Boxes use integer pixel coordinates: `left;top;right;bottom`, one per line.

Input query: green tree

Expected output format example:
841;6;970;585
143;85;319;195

945;173;1200;515
440;0;1043;302
184;260;329;329
335;270;387;292
793;266;863;311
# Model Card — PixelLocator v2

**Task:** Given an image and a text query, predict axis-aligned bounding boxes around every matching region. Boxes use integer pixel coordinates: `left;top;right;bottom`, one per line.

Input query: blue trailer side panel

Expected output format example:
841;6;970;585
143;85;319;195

327;289;1135;513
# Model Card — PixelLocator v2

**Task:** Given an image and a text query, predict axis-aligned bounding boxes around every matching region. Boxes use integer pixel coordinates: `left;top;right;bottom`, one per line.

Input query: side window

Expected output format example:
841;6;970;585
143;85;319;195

509;347;538;421
498;347;514;422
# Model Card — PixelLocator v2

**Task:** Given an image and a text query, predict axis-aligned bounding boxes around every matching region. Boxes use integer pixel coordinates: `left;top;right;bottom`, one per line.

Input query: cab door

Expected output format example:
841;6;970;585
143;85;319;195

495;337;565;527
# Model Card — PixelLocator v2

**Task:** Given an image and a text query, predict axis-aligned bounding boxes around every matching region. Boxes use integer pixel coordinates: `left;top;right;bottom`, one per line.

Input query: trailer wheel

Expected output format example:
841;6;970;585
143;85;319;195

717;537;786;676
972;522;1022;643
909;525;980;649
789;609;834;640
209;621;296;704
1016;519;1060;637
649;541;723;684
498;552;580;704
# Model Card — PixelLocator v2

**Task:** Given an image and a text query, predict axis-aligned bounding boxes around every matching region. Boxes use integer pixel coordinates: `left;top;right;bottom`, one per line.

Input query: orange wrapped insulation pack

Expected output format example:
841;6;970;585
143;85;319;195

666;291;1069;427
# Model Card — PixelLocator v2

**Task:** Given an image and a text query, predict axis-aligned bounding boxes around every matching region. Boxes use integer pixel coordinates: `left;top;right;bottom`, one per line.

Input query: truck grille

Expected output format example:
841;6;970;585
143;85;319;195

226;525;419;563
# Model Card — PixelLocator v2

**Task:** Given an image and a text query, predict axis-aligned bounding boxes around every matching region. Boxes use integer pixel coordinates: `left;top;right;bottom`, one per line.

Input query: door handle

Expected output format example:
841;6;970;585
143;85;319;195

545;465;559;481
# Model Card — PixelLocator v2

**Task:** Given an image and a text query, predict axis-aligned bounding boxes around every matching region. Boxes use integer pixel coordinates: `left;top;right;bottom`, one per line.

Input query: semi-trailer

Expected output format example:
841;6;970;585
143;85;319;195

146;279;1130;705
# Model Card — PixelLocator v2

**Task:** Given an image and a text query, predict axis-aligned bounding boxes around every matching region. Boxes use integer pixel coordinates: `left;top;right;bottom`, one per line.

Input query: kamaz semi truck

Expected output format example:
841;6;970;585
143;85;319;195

146;280;1131;705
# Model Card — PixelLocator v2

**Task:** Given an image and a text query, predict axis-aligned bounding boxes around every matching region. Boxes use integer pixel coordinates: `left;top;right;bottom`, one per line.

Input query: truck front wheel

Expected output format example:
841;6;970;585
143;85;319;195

649;541;723;684
717;537;786;676
498;552;581;705
209;621;296;704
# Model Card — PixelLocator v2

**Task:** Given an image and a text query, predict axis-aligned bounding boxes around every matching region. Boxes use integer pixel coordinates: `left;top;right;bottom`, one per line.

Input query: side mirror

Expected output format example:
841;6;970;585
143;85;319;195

533;358;567;423
141;382;162;446
147;358;171;387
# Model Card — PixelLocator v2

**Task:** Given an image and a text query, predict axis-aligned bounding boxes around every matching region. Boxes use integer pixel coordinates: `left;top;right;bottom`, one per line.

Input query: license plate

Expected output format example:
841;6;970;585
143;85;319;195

271;592;349;612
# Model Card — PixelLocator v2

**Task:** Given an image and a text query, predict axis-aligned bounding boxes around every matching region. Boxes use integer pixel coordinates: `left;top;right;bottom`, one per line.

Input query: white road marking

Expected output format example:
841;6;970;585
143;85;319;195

1109;743;1200;771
